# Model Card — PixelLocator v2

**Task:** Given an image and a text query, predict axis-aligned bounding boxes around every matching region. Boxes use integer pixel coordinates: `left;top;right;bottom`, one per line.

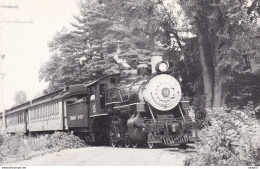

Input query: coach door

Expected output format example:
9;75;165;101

24;110;28;133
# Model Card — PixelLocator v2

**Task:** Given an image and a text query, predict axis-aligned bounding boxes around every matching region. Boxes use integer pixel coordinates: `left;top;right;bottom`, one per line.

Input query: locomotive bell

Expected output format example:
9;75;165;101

151;55;163;74
137;63;151;76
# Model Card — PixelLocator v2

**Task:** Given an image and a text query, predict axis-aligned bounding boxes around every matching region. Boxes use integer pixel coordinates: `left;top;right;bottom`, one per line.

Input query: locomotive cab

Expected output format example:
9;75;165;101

82;74;120;144
85;74;120;117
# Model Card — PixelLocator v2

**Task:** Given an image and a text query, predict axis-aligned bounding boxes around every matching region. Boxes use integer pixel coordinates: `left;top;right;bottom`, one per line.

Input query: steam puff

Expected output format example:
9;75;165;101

113;48;132;69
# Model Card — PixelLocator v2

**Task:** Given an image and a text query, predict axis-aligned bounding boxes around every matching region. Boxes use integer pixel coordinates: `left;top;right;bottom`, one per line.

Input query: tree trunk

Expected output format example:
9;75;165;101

198;30;214;108
213;69;224;108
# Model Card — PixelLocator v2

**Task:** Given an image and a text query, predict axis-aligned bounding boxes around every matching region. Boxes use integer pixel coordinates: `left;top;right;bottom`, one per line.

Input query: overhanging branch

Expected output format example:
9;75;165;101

247;0;260;15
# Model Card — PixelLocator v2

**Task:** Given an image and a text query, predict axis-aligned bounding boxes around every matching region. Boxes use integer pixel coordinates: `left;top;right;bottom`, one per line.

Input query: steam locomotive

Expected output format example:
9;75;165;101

0;56;199;148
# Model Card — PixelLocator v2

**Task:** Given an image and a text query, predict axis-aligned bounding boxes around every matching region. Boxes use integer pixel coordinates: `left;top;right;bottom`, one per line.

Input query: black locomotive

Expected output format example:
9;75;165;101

0;56;199;148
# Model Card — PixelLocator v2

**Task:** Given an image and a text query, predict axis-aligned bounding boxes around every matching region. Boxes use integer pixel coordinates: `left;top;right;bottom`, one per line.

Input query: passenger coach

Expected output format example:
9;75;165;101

0;84;91;135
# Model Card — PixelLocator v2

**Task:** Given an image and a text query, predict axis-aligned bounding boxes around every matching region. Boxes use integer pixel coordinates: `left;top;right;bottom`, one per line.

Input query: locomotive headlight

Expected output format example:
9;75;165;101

155;61;169;73
162;88;170;97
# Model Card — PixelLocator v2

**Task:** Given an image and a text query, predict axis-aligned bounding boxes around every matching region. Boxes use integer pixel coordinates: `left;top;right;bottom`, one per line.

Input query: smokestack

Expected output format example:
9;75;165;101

151;55;162;74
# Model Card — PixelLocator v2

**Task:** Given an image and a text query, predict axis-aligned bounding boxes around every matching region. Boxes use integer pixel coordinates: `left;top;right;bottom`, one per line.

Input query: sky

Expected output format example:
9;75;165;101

0;0;79;109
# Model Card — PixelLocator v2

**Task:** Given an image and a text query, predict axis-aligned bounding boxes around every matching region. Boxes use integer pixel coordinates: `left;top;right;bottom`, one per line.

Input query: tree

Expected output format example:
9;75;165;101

13;90;28;106
39;1;118;91
174;0;260;108
39;0;166;92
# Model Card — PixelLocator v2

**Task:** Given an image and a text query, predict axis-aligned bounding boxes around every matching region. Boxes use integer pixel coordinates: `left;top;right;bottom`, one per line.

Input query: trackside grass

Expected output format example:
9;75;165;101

0;132;85;164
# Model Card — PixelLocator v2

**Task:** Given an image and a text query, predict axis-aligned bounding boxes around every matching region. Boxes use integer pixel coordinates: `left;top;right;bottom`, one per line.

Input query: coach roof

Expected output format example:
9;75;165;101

30;84;88;106
85;74;120;87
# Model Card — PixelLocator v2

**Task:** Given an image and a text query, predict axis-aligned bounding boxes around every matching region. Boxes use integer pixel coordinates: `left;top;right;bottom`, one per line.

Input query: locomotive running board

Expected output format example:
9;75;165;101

90;113;108;117
113;102;146;112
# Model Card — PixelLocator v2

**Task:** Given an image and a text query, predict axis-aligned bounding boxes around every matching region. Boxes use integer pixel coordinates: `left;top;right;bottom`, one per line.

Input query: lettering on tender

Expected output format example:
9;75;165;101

77;114;84;120
70;115;76;120
70;114;84;121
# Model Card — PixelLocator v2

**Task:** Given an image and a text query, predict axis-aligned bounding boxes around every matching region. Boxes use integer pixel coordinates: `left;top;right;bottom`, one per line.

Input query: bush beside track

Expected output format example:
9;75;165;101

0;132;85;164
184;108;260;166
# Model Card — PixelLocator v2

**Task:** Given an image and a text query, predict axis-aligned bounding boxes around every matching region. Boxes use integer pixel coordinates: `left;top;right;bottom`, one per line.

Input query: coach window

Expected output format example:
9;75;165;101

56;103;59;117
9;114;12;125
39;107;41;119
38;107;40;119
37;108;40;120
35;108;37;120
51;103;53;118
42;106;44;119
43;106;45;119
51;103;54;118
13;114;16;124
49;105;51;118
17;113;19;124
13;114;15;124
21;112;24;123
53;103;55;118
32;109;35;120
45;105;47;119
17;113;20;123
34;109;37;120
46;106;48;118
43;105;46;119
46;104;49;118
49;104;52;118
30;110;32;121
17;113;19;123
36;108;39;120
55;103;58;117
39;107;42;119
41;107;43;119
31;110;34;120
19;112;21;123
16;113;19;124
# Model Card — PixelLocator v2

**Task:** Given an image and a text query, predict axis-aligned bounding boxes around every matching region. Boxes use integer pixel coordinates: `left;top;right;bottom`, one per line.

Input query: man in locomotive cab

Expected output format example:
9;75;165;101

90;86;96;101
99;84;106;109
137;63;151;76
90;94;95;101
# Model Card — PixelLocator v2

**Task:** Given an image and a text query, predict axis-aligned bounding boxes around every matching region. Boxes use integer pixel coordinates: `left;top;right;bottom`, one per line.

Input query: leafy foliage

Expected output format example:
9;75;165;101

185;108;260;166
13;90;28;106
39;0;167;92
226;72;260;107
0;132;85;164
178;0;260;107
